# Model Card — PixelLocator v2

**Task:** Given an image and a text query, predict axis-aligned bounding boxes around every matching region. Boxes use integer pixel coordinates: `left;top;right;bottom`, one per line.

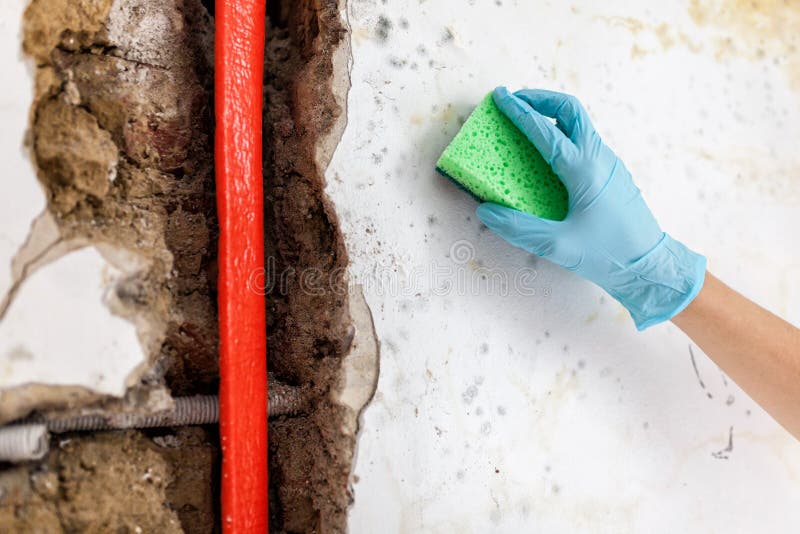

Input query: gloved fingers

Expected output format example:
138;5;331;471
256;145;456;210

493;87;574;170
513;89;595;146
476;202;560;258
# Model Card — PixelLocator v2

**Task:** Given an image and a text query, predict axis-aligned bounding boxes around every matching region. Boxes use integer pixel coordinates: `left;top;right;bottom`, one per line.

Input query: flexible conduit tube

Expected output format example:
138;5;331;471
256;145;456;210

44;395;221;433
0;390;305;463
0;424;49;462
215;0;269;531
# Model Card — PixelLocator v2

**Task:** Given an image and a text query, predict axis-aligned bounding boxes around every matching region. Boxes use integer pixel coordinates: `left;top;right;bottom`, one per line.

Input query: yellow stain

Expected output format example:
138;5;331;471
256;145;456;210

351;26;371;46
630;43;651;59
688;0;800;90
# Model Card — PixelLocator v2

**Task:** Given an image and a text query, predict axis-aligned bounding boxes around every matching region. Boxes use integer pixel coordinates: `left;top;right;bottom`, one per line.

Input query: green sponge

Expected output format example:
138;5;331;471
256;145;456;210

436;93;569;221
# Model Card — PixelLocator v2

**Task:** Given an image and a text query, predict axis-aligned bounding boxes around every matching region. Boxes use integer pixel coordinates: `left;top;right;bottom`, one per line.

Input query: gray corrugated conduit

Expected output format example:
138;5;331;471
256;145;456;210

0;385;306;462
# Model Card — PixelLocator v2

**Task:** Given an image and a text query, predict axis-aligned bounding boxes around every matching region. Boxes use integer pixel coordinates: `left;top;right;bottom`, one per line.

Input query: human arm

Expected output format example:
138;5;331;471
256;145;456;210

479;87;800;438
672;272;800;439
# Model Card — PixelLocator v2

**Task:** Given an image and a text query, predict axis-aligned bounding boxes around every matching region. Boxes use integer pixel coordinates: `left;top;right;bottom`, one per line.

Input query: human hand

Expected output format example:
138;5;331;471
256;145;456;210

477;87;706;330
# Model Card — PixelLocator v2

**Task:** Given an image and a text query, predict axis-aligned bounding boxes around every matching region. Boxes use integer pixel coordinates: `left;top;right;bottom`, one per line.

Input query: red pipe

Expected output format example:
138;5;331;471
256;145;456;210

215;0;268;531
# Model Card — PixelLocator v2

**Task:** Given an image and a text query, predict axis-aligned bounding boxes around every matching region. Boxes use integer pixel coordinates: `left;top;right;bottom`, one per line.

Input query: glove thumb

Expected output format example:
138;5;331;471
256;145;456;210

477;203;560;259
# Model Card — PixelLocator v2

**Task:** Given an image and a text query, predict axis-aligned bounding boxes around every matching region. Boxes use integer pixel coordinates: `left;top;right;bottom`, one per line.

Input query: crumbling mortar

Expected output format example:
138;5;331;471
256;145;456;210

8;0;219;414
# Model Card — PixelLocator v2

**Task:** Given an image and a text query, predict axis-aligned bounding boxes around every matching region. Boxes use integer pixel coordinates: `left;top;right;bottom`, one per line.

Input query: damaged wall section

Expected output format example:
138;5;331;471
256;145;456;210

24;0;220;399
1;0;220;531
1;0;375;532
265;1;378;532
3;0;219;416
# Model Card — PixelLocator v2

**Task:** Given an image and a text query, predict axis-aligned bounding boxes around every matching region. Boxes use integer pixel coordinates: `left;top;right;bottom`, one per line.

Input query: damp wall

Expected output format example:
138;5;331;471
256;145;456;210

327;1;800;532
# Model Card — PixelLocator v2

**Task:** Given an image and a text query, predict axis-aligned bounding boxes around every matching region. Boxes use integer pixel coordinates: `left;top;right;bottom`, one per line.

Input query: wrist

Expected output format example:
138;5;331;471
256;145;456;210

606;234;707;330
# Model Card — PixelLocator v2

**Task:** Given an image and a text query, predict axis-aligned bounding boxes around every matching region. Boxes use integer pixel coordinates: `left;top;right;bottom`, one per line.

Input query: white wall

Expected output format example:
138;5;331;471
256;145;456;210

328;1;800;532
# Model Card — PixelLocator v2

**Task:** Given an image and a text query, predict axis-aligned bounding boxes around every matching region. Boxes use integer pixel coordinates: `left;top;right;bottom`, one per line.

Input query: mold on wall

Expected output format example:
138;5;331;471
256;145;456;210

2;0;376;531
327;0;800;532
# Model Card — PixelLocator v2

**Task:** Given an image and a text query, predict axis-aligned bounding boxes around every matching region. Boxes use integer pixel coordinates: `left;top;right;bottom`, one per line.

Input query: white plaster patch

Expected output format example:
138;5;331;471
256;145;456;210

0;247;146;396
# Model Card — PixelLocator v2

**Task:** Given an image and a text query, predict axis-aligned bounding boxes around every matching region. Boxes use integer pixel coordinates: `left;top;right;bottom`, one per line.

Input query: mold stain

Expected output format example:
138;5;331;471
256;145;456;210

711;426;734;459
596;16;646;34
375;14;392;43
688;0;800;89
597;1;799;89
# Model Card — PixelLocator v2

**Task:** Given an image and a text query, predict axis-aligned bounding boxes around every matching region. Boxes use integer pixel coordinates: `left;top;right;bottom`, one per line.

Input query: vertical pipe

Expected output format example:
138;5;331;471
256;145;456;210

214;0;268;531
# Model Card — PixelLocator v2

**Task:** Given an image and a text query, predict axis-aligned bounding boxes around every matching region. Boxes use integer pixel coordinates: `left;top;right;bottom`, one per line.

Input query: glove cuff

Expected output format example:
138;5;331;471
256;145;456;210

608;233;706;330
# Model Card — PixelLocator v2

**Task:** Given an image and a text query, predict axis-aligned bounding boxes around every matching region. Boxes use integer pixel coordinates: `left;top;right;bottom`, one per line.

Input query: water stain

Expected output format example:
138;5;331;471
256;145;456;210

599;2;800;90
596;16;646;34
689;0;800;89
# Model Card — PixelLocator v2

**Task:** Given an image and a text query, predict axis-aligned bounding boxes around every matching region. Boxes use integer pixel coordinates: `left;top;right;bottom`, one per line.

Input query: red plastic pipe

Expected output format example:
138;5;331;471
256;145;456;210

214;0;268;531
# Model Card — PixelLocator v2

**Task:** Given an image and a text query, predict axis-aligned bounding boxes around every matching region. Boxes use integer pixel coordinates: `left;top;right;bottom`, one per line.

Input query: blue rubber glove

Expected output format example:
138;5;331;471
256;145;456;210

477;87;706;330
